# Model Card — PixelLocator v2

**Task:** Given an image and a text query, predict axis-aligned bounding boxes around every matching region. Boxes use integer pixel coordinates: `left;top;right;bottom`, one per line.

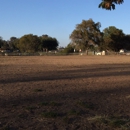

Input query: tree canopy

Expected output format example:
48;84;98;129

8;37;19;50
0;37;3;48
101;26;125;51
39;35;59;51
0;34;59;53
69;19;130;52
99;0;124;10
18;34;40;52
70;19;103;51
0;37;9;50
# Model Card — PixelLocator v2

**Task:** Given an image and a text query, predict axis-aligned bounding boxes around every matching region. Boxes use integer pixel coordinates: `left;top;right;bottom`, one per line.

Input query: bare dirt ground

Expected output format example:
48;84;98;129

0;55;130;130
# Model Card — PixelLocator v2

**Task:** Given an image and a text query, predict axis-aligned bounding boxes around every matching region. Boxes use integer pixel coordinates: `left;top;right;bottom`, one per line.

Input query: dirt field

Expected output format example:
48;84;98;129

0;55;130;130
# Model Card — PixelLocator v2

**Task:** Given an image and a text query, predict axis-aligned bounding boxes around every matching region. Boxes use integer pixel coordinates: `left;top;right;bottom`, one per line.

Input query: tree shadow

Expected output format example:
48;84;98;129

1;63;130;84
0;63;130;129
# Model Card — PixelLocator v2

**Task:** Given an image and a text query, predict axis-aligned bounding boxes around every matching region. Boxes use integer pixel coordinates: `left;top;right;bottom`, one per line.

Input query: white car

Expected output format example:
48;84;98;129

95;52;101;55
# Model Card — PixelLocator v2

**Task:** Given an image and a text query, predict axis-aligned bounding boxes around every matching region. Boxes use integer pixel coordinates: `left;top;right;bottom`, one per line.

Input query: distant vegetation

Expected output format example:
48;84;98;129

0;34;59;53
68;19;130;53
0;1;126;53
1;18;130;54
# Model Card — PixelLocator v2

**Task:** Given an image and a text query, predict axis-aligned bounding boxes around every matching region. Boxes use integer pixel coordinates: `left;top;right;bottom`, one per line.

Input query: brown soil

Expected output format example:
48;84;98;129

0;55;130;130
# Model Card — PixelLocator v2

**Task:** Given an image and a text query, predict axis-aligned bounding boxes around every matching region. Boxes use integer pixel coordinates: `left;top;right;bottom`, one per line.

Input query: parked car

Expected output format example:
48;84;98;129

95;52;102;55
119;49;127;55
119;49;130;55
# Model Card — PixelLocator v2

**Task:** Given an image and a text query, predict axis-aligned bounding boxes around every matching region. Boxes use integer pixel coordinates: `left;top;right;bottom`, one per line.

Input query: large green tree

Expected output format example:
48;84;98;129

70;19;103;51
39;35;59;51
0;37;9;50
0;37;3;48
18;34;40;52
8;37;19;50
99;0;124;10
63;43;75;53
102;26;125;51
122;35;130;50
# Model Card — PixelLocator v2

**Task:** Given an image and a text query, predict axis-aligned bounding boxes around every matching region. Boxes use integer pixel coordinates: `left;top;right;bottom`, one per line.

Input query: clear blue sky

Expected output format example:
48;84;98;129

0;0;129;47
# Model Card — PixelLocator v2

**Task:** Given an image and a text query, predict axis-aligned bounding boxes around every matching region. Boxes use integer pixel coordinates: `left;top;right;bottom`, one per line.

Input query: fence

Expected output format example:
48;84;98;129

0;51;125;56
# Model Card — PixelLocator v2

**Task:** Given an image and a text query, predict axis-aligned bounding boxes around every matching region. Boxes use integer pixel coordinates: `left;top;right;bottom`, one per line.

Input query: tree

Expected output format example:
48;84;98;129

18;34;40;52
8;37;19;50
70;19;103;51
40;35;59;51
1;41;9;50
0;37;3;48
63;44;75;53
102;26;125;51
0;37;10;50
122;35;130;50
99;0;124;10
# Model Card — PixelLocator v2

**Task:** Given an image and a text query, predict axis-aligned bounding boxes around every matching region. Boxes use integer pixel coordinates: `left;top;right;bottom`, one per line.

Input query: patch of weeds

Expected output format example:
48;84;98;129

34;88;43;92
63;116;72;124
18;113;28;119
63;116;70;123
88;115;129;129
68;109;80;116
11;104;17;107
99;117;108;124
108;117;128;128
49;101;61;106
41;111;59;118
39;102;49;106
120;125;130;130
88;115;103;122
126;95;130;99
1;124;11;130
25;106;36;112
88;115;108;124
39;101;61;107
77;101;94;109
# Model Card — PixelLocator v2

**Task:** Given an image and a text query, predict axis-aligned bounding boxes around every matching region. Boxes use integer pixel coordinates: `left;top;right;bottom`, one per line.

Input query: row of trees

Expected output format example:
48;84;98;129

0;34;59;53
66;19;130;53
1;18;130;53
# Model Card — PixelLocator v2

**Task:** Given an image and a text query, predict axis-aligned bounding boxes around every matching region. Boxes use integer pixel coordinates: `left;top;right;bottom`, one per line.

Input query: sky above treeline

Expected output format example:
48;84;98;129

0;0;129;47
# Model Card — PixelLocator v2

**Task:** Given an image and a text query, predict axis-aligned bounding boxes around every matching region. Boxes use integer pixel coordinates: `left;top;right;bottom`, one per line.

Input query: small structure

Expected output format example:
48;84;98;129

0;49;11;53
95;50;105;55
119;49;127;55
5;53;8;56
102;50;105;55
119;49;125;53
95;52;101;55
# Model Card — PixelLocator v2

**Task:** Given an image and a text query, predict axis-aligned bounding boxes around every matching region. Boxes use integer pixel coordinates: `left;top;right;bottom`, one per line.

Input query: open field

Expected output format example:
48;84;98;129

0;55;130;130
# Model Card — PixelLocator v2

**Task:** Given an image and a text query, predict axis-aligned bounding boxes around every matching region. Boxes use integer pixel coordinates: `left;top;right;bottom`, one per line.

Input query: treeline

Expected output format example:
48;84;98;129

0;34;59;53
65;19;130;53
1;19;130;54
